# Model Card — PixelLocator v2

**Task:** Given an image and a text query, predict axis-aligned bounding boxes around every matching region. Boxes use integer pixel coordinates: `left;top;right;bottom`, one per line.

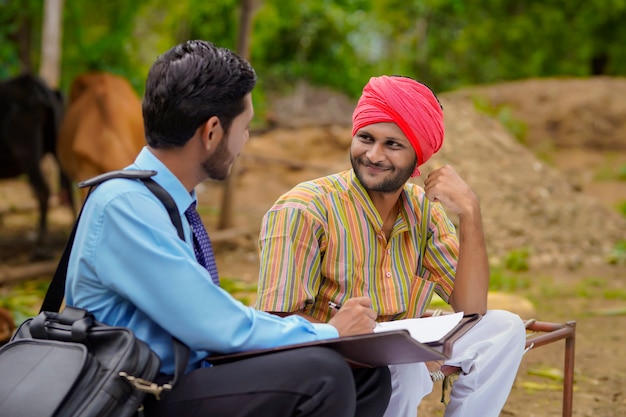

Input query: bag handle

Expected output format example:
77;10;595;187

29;306;94;342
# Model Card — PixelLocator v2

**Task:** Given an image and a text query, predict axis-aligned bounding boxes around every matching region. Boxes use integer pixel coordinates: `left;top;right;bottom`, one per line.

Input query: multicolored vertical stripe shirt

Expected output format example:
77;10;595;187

256;169;459;323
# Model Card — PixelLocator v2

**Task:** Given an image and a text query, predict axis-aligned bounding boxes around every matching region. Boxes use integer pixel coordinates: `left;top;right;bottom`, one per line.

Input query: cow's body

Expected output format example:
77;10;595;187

0;73;74;257
57;72;145;191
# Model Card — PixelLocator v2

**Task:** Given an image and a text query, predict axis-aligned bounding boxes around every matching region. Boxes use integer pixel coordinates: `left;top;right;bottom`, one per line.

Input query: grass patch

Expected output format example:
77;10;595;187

489;266;531;292
607;240;626;266
617;164;626;181
603;288;626;300
472;96;528;143
616;200;626;218
594;163;626;182
574;276;607;298
503;248;531;272
0;277;49;326
219;276;258;306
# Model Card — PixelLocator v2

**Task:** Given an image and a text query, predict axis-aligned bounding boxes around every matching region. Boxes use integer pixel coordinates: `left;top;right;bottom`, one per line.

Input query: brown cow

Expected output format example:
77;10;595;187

57;72;145;198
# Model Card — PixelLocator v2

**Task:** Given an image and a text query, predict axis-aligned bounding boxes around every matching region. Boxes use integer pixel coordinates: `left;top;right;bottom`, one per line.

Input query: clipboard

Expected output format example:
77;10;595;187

423;313;482;357
205;329;448;368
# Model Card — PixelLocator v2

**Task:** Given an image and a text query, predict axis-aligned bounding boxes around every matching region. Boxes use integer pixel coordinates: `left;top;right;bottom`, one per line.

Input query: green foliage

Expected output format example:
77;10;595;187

594;162;626;182
575;276;606;297
472;97;527;143
607;240;626;266
602;288;626;301
0;0;43;78
0;278;49;326
219;276;257;306
4;0;626;110
503;248;531;272
61;0;149;92
573;276;626;301
251;0;376;97
616;200;626;218
488;266;531;292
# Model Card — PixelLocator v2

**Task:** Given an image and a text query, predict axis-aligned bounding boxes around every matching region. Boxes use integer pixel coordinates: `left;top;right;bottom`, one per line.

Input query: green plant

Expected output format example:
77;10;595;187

488;266;531;292
472;97;528;143
219;276;258;306
594;165;618;181
617;164;626;181
0;277;50;326
607;240;626;266
575;276;607;298
503;248;531;272
616;200;626;217
603;288;626;301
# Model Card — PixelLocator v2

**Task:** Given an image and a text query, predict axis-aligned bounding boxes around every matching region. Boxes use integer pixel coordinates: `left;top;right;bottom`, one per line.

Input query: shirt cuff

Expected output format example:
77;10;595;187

311;323;339;340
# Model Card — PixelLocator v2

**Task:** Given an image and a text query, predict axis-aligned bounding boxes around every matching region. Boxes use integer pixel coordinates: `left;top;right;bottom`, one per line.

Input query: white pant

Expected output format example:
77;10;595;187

383;310;526;417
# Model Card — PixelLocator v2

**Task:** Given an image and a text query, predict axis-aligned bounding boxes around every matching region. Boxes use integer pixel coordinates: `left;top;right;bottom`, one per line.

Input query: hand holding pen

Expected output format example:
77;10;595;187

327;297;378;337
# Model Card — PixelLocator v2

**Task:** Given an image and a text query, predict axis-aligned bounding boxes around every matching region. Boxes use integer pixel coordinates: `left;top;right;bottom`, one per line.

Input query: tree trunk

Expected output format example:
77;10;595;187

39;0;64;89
218;0;259;230
14;19;33;73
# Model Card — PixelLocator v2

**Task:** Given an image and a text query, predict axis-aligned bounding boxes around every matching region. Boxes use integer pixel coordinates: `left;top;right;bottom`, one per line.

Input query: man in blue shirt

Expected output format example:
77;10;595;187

65;40;391;417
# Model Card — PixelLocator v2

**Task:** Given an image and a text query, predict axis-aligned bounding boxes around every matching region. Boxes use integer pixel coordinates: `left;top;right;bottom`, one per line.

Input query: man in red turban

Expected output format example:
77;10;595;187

257;75;526;417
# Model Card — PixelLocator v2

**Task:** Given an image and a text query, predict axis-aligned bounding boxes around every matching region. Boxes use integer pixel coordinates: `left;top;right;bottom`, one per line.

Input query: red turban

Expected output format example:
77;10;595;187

351;76;444;176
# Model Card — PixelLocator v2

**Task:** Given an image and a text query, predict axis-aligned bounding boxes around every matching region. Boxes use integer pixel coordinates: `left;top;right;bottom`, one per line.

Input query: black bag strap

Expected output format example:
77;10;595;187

40;170;159;312
40;169;189;387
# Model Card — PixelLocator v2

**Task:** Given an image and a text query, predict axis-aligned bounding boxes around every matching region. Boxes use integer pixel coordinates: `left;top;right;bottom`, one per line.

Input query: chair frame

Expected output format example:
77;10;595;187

424;310;577;417
523;319;576;417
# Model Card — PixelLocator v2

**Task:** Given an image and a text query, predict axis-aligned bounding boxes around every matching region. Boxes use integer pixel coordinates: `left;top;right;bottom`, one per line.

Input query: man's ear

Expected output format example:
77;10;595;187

201;116;224;150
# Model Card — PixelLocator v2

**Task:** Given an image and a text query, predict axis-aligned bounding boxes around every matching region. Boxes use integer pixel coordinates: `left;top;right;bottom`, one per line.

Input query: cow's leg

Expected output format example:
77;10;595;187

58;166;77;218
14;122;53;260
24;160;52;260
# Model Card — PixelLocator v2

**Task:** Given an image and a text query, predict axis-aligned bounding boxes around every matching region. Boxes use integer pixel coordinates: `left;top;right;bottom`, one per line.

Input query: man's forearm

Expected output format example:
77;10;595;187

450;203;489;315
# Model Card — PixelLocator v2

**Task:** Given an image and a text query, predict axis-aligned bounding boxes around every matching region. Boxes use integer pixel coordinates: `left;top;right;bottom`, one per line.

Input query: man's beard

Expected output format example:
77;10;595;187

201;136;233;181
350;153;415;193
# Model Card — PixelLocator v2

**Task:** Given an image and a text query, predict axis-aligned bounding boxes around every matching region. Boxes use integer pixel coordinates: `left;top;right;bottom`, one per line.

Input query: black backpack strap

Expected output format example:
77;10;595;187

40;168;190;390
136;178;190;386
40;170;160;313
78;169;159;188
140;178;185;241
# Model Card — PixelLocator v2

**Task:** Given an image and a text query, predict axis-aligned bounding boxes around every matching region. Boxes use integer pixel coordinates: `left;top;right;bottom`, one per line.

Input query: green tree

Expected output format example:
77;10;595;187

3;0;626;99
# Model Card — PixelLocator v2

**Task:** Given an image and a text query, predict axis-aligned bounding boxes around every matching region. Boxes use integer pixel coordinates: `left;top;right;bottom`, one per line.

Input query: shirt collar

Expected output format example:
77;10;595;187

130;147;195;216
347;169;421;231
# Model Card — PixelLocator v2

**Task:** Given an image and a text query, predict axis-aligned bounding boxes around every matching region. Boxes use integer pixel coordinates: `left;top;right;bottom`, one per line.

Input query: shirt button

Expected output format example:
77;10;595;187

385;272;391;278
387;249;391;255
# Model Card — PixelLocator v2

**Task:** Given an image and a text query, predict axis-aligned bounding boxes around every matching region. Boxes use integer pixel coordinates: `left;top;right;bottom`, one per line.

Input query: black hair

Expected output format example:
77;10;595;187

142;40;257;148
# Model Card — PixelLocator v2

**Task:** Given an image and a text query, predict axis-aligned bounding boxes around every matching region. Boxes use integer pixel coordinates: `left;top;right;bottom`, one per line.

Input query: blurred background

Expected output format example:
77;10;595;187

3;0;626;105
1;1;625;415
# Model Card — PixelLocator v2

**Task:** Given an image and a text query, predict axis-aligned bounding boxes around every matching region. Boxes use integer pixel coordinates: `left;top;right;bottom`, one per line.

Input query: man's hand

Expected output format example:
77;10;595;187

328;297;378;337
425;164;490;314
423;165;480;218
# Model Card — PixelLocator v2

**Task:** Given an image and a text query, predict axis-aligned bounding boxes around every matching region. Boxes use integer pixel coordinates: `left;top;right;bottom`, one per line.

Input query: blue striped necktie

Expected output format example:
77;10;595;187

184;201;219;285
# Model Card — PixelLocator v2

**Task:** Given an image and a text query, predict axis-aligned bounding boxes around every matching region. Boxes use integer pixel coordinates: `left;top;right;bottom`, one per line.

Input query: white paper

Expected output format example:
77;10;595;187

374;312;464;343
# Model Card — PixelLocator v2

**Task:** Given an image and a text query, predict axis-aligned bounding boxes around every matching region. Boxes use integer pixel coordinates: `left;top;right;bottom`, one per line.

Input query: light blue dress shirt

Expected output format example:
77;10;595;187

65;147;338;374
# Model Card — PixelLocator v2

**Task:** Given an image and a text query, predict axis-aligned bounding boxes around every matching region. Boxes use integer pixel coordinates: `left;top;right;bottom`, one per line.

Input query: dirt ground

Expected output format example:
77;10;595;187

1;77;625;416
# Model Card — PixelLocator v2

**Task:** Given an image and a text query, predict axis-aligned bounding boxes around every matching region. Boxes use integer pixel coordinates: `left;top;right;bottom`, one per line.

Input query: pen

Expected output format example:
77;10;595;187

328;301;341;311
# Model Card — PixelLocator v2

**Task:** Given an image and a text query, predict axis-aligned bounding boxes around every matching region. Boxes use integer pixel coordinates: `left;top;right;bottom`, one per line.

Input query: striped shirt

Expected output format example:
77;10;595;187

256;169;458;322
